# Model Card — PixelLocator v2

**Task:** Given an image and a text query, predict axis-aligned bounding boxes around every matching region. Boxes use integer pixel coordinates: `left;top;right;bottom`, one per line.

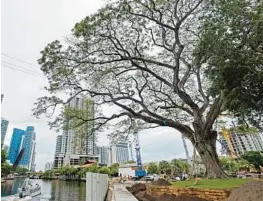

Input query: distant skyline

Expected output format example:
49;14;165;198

1;0;198;170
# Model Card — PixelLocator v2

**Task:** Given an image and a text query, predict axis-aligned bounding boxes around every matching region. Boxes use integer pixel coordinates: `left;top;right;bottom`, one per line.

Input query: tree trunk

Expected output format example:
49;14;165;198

191;131;228;178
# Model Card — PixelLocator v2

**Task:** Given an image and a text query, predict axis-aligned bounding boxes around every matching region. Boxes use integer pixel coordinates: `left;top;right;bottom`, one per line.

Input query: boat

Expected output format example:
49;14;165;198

5;174;15;180
18;178;41;198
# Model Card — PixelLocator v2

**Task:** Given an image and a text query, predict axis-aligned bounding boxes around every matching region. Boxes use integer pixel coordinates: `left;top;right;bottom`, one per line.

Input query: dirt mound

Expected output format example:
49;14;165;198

127;183;146;194
152;179;171;186
135;191;157;201
226;181;263;201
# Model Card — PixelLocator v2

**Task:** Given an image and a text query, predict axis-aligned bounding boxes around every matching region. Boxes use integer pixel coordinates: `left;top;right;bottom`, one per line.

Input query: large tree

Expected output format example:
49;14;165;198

34;0;239;178
195;0;263;129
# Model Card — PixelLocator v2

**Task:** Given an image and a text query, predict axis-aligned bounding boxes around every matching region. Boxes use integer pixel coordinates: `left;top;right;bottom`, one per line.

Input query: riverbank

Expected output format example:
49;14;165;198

41;177;86;182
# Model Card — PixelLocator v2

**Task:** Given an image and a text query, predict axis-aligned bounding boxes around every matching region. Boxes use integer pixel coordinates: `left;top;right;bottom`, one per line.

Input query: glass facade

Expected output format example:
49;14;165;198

97;146;109;165
116;142;129;164
1;118;9;144
8;128;25;164
20;126;36;170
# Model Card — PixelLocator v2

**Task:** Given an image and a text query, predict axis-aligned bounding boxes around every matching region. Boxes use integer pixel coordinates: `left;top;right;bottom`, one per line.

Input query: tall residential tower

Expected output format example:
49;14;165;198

19;126;36;171
8;128;25;164
53;96;97;168
97;146;109;165
1;118;9;144
109;142;129;164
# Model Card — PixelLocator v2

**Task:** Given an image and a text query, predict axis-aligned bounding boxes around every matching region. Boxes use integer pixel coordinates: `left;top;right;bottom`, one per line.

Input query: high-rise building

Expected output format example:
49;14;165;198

1;118;9;144
8;128;25;164
66;97;95;155
53;135;64;169
55;135;62;154
45;161;53;171
97;146;109;165
110;142;129;164
221;129;263;157
3;144;9;153
53;97;96;168
20;126;36;170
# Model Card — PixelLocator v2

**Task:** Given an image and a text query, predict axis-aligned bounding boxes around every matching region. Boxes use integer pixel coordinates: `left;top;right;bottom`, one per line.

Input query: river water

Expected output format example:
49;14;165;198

1;178;86;201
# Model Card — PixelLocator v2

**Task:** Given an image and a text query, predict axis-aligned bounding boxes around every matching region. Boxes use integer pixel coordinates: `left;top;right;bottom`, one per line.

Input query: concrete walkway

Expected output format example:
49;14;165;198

113;183;138;201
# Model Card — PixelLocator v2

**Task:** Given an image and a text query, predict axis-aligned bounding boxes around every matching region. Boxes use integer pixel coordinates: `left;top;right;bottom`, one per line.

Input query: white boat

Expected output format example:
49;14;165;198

18;178;41;198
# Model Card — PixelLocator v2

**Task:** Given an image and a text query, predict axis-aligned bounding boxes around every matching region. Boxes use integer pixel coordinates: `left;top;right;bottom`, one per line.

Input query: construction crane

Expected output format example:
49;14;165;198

181;134;191;164
133;121;147;178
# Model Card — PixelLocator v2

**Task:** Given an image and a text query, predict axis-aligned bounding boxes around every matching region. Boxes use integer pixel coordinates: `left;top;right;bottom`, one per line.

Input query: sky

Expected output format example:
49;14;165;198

1;0;195;171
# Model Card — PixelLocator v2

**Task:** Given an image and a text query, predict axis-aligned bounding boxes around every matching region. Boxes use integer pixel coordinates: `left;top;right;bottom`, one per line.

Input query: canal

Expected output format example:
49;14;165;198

1;178;86;201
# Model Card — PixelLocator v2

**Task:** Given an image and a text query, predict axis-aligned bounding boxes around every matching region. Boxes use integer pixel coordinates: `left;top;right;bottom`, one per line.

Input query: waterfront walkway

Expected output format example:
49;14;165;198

112;183;137;201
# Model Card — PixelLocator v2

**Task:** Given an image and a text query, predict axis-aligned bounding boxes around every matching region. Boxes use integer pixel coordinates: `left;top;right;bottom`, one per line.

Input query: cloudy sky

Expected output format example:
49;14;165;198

1;0;195;170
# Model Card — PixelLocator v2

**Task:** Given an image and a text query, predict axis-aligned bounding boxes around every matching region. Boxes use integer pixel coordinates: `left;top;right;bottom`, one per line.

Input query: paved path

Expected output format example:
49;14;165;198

113;183;138;201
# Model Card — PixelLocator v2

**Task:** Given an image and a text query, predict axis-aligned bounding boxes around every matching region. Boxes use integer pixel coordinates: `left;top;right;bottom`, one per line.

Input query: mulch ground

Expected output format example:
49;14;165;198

226;181;263;201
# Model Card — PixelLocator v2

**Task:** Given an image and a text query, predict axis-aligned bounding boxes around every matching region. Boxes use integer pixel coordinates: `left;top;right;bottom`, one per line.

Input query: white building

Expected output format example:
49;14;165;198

45;161;53;171
97;146;109;165
109;142;129;164
118;163;148;177
53;97;96;168
63;154;99;167
64;97;95;155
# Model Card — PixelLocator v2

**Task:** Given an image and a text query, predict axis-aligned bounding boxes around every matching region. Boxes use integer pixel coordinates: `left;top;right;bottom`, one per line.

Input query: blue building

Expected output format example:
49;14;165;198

1;118;9;144
20;126;36;170
8;128;25;164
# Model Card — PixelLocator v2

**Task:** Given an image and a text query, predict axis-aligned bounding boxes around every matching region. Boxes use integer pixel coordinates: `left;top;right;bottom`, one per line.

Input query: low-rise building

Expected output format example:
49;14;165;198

118;163;148;177
63;154;99;168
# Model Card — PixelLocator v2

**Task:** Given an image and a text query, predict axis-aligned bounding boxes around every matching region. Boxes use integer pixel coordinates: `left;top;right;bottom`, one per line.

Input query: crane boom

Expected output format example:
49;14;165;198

181;134;190;164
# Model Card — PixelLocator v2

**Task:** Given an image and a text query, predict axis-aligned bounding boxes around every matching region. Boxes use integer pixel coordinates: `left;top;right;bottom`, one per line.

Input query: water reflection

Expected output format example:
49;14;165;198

1;178;86;201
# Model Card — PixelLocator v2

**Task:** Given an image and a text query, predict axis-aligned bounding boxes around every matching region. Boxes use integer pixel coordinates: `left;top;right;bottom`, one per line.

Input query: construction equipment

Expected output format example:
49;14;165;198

181;134;191;164
133;121;147;178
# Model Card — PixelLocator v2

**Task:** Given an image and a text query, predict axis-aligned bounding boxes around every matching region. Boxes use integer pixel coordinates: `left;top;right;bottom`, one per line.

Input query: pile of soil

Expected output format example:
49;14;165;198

127;183;155;201
127;183;146;194
226;181;263;201
152;179;171;186
128;183;209;201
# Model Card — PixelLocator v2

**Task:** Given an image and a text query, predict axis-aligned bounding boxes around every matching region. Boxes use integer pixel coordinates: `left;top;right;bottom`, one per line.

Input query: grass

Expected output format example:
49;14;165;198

171;178;259;189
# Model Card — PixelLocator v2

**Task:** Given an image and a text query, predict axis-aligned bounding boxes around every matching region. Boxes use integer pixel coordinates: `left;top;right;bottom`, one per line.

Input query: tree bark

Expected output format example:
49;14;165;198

191;131;228;178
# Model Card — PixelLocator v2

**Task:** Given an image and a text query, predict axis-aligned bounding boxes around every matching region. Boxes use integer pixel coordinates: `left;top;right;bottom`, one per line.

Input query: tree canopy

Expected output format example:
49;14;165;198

241;151;263;170
158;160;171;175
195;0;263;129
33;0;262;178
147;162;159;174
1;149;7;164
